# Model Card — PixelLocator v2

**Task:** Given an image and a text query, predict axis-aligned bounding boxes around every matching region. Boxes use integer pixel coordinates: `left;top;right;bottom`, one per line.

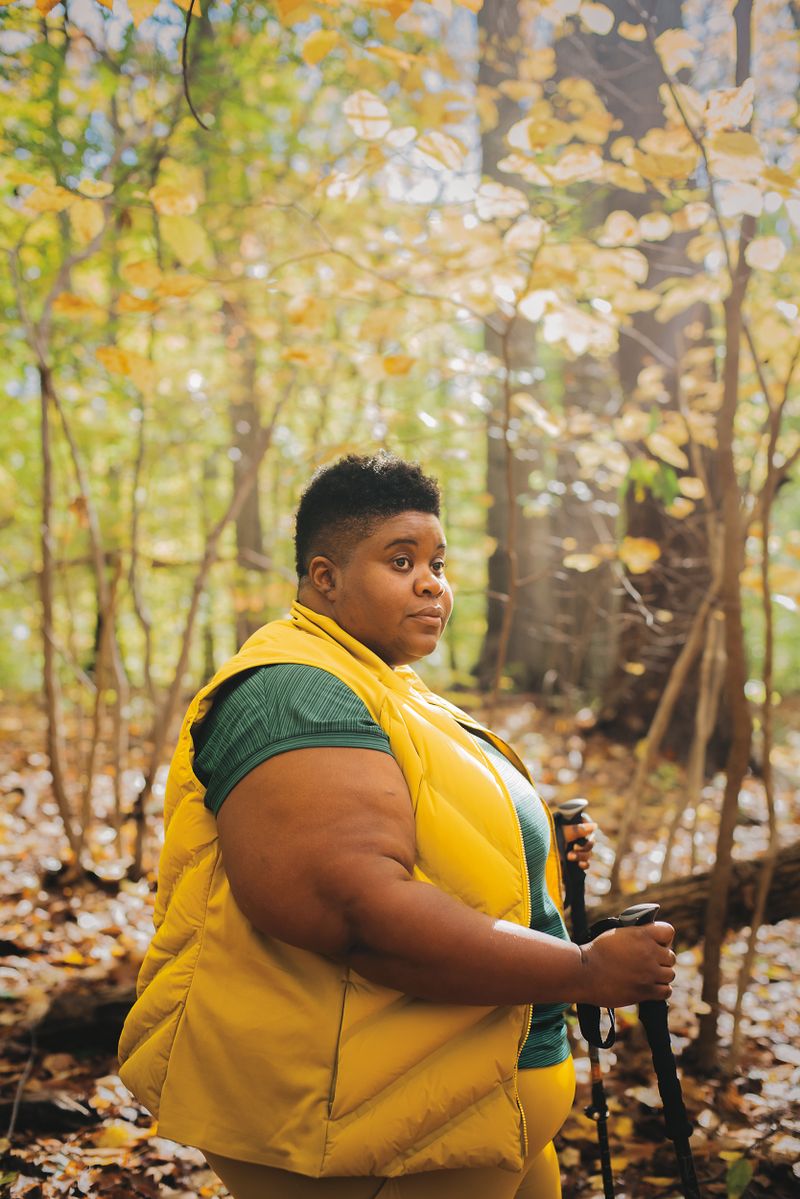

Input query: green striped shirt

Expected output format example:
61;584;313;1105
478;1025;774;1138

192;664;569;1069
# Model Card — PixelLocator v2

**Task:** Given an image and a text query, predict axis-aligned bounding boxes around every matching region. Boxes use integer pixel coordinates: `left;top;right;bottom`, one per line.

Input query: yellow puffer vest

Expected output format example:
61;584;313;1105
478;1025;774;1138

118;603;564;1176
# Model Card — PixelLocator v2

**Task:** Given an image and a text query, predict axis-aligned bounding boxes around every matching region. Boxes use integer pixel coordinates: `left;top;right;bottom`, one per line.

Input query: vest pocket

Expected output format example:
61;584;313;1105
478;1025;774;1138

327;976;349;1116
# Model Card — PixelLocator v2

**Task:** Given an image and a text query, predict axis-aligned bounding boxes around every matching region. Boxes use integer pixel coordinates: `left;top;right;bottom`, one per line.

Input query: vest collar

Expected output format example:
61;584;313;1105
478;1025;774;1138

288;601;420;694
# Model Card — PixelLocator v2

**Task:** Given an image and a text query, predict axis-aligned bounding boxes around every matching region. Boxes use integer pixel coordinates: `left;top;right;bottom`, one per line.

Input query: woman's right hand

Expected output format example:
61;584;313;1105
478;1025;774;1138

577;922;676;1007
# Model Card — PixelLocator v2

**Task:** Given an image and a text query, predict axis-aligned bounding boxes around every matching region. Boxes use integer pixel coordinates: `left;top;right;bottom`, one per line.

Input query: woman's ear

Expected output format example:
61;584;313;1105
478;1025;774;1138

306;555;338;599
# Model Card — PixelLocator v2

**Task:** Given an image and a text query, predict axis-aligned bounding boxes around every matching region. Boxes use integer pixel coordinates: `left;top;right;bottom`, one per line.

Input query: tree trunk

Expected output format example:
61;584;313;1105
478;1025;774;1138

590;839;800;948
696;0;755;1073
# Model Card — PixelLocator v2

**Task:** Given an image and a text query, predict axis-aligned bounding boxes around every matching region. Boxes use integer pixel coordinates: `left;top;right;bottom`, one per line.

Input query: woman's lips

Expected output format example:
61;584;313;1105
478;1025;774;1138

409;609;444;627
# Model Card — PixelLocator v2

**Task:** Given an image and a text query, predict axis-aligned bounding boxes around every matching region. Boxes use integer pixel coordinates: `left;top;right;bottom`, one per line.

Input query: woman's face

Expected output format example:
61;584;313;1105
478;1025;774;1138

312;511;453;667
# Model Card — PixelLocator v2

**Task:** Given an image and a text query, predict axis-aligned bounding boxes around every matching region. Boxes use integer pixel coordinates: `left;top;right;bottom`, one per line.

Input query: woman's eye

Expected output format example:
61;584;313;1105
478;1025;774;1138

432;560;446;573
393;556;411;569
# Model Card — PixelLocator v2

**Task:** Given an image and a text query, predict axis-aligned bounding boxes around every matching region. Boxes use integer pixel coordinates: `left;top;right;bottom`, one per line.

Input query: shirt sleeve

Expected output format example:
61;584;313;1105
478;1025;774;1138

191;663;393;815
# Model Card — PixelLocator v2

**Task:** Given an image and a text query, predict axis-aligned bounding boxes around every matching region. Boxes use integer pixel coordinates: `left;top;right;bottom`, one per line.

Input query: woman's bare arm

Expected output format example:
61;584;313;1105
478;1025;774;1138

216;747;675;1007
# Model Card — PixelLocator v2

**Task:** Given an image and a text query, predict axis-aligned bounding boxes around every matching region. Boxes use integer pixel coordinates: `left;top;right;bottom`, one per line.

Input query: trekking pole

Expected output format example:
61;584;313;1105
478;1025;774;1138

617;904;702;1199
555;800;615;1199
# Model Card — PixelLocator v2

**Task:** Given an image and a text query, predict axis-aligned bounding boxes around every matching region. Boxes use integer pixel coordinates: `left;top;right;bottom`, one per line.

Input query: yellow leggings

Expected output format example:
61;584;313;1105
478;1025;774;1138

205;1056;575;1199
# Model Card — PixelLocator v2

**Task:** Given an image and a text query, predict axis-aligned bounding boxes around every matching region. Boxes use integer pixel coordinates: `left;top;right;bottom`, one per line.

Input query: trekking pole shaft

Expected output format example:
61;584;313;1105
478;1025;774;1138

617;906;702;1198
555;801;615;1199
639;1001;702;1199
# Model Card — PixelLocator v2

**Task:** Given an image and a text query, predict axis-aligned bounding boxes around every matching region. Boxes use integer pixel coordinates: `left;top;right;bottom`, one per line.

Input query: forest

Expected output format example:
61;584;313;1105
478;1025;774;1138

1;0;799;1195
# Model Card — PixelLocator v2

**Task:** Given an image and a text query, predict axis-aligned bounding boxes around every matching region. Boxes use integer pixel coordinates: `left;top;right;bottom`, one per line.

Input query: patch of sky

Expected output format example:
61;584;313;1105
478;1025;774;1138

0;31;36;54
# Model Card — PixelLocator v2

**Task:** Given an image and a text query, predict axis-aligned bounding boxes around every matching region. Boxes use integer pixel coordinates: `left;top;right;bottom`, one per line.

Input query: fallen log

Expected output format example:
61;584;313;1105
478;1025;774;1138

590;839;800;947
19;841;800;1050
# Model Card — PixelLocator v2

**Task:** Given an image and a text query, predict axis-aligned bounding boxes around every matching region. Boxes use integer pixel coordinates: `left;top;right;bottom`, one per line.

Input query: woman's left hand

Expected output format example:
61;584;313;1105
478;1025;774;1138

562;820;596;871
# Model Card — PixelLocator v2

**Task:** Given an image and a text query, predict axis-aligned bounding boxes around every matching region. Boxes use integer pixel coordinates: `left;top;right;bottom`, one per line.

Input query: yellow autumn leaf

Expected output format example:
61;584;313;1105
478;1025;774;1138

25;183;74;213
77;178;114;198
117;294;159;314
504;216;547;252
656;275;727;323
666;497;695;519
155;273;205;298
36;0;62;13
274;0;308;21
343;91;391;141
159;214;211;268
454;0;483;11
3;167;40;186
599;210;639;246
631;147;699;185
623;662;646;676
416;131;466;171
704;78;754;132
678;476;705;499
601;162;648;194
580;3;614;36
522;47;556;83
672;201;710;231
128;0;160;27
148;183;198;216
563;553;602;573
280;346;330;367
708;131;763;182
300;30;339;66
548;145;603;184
475;182;528;220
70;198;105;245
619;537;661;574
382;354;416;376
744;236;786;271
618;21;646;40
513;392;564;436
761;165;797;198
286;294;326;327
497;155;552;186
122;259;162;290
507;114;571;153
639;212;672;241
654;28;701;74
95;1121;143;1149
96;347;154;390
52;293;105;320
617;247;649;284
614;410;651;441
646;432;689;470
368;45;416;71
498;80;542;104
385;126;416;149
95;346;133;374
718;181;763;218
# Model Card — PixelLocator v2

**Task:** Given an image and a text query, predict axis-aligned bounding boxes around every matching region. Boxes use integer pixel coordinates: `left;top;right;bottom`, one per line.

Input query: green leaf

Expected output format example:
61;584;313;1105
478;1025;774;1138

726;1156;753;1199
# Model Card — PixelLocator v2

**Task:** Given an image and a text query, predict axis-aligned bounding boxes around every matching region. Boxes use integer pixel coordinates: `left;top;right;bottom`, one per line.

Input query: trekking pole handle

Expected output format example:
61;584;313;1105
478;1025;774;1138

555;798;590;846
617;902;661;927
554;799;590;934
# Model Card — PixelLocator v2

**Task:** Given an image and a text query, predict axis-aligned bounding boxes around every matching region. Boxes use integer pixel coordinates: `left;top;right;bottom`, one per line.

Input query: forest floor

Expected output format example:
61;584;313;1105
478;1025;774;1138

0;698;798;1199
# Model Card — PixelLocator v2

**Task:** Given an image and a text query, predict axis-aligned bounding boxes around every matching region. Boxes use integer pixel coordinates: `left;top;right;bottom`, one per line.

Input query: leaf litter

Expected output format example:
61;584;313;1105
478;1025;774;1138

1;699;799;1197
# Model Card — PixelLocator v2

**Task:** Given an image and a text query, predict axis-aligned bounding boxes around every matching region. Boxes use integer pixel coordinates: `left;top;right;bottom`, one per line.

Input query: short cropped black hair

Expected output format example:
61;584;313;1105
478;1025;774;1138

294;452;441;578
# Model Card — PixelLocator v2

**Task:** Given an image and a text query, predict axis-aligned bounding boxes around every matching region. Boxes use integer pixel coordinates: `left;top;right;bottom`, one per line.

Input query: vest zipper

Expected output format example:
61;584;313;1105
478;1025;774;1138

466;726;532;1159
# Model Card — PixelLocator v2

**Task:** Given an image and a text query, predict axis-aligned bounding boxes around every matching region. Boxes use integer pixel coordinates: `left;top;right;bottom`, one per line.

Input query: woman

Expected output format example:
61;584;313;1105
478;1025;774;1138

119;453;675;1199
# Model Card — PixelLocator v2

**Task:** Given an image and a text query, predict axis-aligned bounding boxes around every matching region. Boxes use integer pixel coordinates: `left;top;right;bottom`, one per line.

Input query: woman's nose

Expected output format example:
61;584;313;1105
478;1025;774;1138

415;571;444;596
